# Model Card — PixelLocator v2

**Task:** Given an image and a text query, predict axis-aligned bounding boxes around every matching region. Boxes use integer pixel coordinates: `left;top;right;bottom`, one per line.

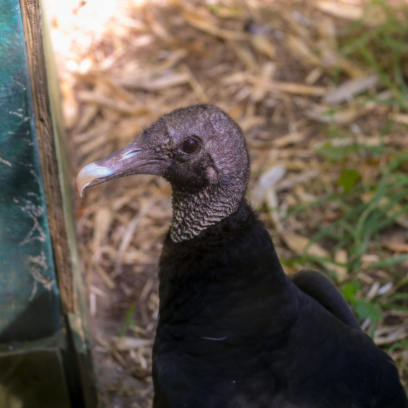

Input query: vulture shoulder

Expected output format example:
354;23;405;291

291;269;361;331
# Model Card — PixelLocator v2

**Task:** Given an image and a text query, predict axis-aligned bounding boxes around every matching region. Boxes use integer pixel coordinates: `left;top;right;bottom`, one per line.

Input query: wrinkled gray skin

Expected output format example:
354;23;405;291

76;105;250;242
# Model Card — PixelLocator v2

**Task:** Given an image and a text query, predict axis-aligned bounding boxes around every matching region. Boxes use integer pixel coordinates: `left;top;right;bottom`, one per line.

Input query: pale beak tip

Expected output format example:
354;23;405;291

75;162;115;197
75;173;91;197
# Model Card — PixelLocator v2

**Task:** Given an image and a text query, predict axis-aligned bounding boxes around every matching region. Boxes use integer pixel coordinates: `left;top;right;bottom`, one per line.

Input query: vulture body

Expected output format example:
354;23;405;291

76;104;407;408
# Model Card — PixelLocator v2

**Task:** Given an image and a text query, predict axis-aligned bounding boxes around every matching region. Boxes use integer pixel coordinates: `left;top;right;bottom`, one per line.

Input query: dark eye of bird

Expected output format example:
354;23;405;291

181;138;199;154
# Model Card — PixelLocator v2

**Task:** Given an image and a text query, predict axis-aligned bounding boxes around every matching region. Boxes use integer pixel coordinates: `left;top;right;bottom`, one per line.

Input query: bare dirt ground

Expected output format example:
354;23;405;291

48;1;408;406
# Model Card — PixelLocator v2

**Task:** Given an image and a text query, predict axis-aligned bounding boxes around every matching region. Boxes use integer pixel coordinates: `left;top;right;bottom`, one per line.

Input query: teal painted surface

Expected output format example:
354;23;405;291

0;0;62;341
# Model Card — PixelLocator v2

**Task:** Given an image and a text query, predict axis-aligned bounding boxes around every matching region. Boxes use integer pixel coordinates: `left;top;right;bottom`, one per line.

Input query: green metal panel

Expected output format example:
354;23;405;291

0;1;99;406
0;0;61;342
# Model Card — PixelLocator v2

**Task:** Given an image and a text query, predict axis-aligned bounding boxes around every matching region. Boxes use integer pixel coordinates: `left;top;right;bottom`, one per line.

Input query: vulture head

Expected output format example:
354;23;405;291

76;104;250;242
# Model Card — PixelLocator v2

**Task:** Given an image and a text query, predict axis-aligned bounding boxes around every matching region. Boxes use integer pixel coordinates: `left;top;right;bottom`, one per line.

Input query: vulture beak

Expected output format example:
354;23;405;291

76;138;166;196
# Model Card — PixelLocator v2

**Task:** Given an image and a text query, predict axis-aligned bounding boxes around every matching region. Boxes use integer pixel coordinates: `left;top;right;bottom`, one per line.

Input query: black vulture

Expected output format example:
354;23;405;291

76;104;408;408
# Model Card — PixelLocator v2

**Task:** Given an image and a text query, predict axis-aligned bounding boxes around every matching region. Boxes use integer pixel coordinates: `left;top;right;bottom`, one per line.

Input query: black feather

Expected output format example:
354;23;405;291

291;269;361;331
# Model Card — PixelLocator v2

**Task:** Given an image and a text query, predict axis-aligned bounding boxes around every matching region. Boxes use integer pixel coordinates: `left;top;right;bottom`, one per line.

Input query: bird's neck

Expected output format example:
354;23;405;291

159;200;294;332
170;183;240;243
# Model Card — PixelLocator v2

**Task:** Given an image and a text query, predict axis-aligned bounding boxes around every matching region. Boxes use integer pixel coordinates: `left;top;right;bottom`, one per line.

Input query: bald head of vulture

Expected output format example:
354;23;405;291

76;104;249;243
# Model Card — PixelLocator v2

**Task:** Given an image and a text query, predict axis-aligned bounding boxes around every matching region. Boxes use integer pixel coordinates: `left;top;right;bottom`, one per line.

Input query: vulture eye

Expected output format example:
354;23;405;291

181;138;199;154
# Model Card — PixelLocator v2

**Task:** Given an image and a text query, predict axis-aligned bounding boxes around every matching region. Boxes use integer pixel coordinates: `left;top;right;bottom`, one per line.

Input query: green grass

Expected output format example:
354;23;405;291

287;146;408;272
119;303;138;337
340;0;408;110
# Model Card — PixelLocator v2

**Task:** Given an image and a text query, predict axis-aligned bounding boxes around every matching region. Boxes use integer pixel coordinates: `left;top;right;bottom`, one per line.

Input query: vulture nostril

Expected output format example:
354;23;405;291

122;150;140;160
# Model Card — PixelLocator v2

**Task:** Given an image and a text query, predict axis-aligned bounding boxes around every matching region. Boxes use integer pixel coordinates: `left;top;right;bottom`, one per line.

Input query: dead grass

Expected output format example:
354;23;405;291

49;0;408;406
